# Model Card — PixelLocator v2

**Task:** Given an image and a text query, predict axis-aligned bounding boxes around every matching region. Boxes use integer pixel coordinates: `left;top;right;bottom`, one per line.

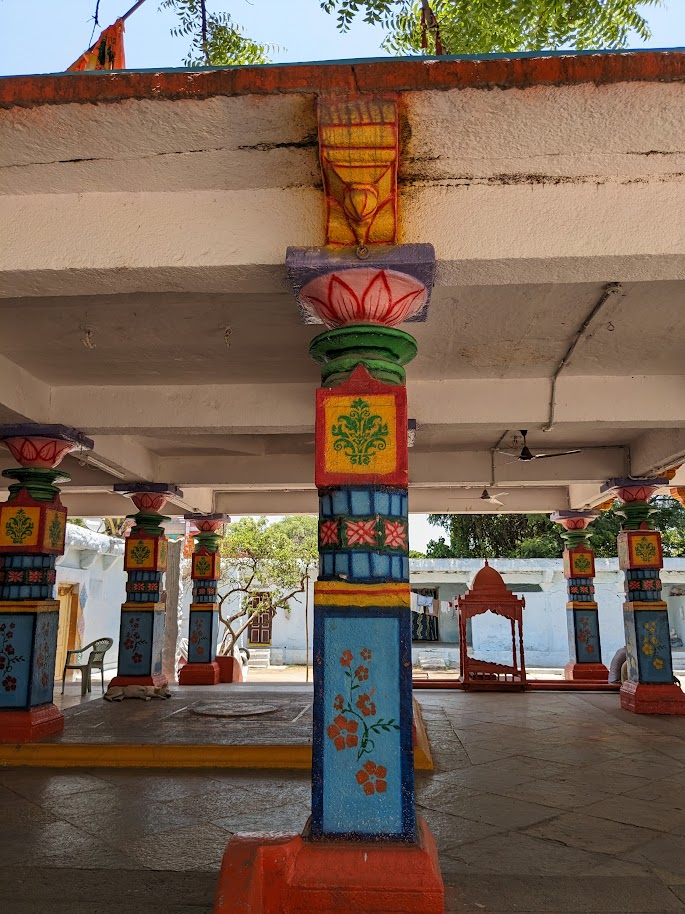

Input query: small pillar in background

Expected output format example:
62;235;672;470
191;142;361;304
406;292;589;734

0;424;93;742
108;482;182;693
551;510;609;682
603;477;685;714
179;514;229;686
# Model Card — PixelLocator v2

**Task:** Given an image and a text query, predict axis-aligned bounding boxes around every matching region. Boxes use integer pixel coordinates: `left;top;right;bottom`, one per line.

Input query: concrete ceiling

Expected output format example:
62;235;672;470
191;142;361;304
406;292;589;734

0;56;684;517
0;280;683;385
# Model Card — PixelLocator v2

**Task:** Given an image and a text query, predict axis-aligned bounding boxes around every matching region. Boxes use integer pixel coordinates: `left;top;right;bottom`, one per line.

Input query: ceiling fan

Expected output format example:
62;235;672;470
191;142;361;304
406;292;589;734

448;487;509;507
498;430;581;463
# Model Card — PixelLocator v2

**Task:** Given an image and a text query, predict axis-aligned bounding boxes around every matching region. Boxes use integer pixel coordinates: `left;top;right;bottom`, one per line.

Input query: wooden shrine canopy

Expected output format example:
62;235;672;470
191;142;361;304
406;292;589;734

457;562;526;690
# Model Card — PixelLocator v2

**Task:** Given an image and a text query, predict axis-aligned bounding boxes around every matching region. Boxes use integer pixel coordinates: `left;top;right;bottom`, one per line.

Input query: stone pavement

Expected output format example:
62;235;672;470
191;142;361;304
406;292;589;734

50;684;313;746
3;690;685;912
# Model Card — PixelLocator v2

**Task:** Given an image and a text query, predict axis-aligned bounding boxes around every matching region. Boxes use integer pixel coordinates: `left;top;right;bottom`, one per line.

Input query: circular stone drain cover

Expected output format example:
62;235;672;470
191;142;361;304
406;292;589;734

189;703;279;719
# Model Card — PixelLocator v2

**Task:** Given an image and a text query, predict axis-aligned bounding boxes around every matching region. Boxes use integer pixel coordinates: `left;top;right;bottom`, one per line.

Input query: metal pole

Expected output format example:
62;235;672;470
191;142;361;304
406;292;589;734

122;0;148;21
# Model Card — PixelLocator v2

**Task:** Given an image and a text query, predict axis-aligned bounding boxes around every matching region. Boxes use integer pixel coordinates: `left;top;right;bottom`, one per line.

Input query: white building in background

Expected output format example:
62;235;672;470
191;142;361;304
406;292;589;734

54;524;125;674
181;556;685;670
55;533;685;674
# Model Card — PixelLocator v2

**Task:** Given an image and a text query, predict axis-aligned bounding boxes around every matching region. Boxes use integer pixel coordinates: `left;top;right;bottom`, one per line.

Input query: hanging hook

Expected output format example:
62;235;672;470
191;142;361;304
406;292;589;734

80;327;96;350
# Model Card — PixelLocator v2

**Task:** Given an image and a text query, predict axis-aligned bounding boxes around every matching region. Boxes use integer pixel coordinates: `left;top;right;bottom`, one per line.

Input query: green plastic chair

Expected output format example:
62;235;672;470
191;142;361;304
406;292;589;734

61;637;113;696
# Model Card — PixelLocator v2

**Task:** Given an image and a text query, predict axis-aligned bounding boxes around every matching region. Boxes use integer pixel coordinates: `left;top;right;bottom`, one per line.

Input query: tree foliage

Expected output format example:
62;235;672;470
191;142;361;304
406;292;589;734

162;0;660;66
101;517;133;537
161;0;269;66
426;497;685;559
322;1;660;55
216;515;317;654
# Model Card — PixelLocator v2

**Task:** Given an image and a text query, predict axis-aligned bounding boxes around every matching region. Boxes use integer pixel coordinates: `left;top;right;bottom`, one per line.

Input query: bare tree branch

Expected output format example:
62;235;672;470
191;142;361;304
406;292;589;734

199;0;210;65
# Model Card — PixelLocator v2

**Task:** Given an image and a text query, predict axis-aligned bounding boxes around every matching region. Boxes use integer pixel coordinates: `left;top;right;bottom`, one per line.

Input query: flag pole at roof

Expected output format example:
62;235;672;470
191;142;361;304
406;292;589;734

67;0;148;72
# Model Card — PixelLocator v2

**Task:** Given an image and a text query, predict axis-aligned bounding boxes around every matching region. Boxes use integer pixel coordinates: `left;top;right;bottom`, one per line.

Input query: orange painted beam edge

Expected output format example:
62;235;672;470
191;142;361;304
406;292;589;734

2;50;685;109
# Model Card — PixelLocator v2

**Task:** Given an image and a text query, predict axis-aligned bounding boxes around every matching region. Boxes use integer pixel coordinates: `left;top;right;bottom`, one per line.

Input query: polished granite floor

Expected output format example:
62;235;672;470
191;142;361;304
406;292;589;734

3;690;685;913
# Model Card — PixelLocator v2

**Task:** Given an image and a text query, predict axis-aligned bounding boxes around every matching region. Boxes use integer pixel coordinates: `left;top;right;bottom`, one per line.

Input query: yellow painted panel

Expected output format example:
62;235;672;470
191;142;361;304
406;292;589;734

323;394;397;476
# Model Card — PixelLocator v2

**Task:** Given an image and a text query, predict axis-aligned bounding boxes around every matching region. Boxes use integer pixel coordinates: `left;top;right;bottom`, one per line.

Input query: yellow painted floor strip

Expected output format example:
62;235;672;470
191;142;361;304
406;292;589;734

0;740;433;770
0;698;433;771
0;743;313;769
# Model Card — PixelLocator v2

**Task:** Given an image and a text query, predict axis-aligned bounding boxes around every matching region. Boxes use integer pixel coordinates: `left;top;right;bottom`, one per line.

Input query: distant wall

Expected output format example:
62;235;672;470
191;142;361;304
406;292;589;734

410;558;685;668
55;524;126;669
193;558;685;669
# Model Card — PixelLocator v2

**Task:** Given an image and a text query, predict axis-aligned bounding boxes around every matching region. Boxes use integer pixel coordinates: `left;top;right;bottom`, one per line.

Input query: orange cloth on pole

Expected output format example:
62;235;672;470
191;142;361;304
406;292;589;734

68;20;125;72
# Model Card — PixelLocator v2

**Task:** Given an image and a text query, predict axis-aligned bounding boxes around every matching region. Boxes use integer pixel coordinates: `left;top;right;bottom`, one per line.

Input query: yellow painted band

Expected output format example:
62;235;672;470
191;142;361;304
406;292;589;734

315;581;408;594
121;602;166;612
316;594;411;607
626;600;668;611
0;600;59;614
314;581;410;607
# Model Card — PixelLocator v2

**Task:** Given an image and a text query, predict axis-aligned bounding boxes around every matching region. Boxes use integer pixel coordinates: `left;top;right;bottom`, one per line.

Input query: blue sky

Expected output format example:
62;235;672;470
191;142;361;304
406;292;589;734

0;1;684;75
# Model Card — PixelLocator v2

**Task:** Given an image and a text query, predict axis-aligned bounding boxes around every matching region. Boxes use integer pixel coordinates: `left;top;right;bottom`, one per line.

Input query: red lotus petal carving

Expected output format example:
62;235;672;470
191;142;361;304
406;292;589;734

299;268;427;328
3;436;77;468
329;273;362;323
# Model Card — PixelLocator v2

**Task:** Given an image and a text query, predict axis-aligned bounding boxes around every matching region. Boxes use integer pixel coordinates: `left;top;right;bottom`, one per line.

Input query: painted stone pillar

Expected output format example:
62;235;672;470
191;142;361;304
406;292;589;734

551;510;609;681
0;424;93;742
214;94;442;914
108;483;182;692
178;513;228;686
602;477;685;714
292;246;435;845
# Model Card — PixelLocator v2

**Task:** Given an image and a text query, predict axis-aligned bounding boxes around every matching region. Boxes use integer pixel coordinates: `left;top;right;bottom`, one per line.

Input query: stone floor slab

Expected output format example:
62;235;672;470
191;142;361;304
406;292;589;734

5;689;685;912
623;832;685;885
581;794;685;833
523;810;663;854
446;831;601;876
443;875;685;912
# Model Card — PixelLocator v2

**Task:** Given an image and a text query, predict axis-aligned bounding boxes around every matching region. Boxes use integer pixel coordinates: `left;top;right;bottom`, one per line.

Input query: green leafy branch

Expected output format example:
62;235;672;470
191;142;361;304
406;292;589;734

161;0;271;66
320;1;660;56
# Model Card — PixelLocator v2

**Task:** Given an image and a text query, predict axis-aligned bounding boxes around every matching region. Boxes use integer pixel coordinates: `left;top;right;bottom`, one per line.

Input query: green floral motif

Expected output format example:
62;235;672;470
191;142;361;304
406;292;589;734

331;398;389;467
48;513;63;548
195;555;211;575
5;508;34;545
573;554;591;573
635;537;657;562
130;540;151;565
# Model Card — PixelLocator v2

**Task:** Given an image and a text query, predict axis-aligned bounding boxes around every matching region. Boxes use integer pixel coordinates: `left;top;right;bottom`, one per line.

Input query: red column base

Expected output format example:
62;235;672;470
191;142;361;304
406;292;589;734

179;662;220;685
564;662;609;682
214;817;443;914
620;680;685;714
108;674;169;689
216;656;244;683
0;703;64;743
